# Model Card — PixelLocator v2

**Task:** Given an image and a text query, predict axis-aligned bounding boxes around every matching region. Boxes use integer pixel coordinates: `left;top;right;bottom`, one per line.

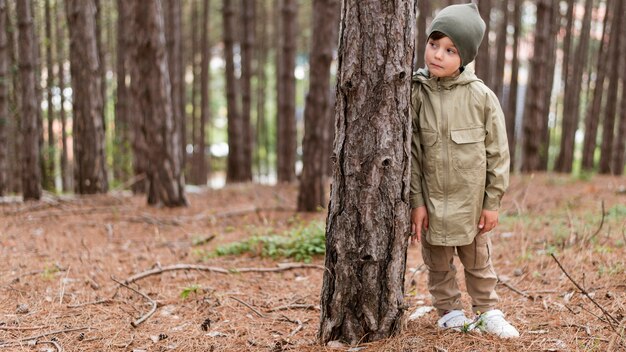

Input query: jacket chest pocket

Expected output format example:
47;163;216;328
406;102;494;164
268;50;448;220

450;127;486;170
419;130;438;173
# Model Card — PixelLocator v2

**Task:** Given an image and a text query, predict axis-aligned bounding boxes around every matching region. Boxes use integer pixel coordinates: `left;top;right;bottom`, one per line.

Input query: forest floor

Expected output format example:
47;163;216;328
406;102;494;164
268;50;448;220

1;173;625;352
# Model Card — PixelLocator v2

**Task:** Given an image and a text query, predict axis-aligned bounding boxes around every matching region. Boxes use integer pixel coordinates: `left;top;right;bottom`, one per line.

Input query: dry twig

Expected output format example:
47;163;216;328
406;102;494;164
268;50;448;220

550;253;619;330
66;299;115;308
230;297;265;318
110;277;157;327
0;326;89;346
586;200;605;243
268;304;319;312
497;276;534;300
0;325;47;331
123;262;324;285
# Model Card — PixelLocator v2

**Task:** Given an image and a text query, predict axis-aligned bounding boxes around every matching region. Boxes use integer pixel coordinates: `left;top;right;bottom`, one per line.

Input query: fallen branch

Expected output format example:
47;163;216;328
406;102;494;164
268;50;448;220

0;325;48;331
586;200;605;243
0;326;89;346
67;299;115;308
110;277;157;328
268;304;319;312
497;276;534;300
123;263;324;285
230;297;265;318
551;253;619;330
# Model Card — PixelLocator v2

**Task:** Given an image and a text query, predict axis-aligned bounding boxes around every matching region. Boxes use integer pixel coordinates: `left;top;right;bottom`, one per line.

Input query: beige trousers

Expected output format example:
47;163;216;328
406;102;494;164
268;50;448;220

421;233;498;316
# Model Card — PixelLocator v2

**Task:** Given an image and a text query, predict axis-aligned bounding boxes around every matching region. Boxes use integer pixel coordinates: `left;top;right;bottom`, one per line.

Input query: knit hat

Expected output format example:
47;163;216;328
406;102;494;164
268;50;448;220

427;3;486;67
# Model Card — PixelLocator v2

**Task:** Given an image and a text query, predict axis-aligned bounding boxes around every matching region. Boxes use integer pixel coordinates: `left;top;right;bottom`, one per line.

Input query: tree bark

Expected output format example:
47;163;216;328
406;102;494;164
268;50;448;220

6;2;21;194
164;0;185;174
276;0;297;183
94;0;106;132
521;0;557;172
44;0;55;191
195;0;210;185
493;0;508;100
240;0;255;181
128;0;187;206
539;2;559;171
224;0;245;183
255;0;269;179
415;0;430;70
0;0;7;196
581;0;612;170
55;1;70;192
16;0;41;200
319;0;415;344
610;0;626;175
599;0;623;174
113;0;131;184
66;0;108;194
555;0;593;173
506;0;521;171
297;0;339;212
189;0;199;184
475;0;491;88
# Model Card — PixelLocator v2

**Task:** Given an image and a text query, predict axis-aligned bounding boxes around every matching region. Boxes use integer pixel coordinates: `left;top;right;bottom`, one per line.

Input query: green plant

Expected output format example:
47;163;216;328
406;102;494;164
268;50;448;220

180;284;201;299
212;221;326;263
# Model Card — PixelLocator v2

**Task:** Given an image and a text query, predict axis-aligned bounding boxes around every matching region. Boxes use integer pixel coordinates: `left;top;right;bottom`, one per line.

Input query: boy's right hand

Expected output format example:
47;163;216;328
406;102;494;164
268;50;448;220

410;206;429;244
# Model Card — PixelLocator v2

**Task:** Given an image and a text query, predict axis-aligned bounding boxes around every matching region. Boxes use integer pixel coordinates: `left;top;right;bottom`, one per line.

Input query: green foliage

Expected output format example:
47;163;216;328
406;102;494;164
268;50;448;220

180;284;201;299
212;221;325;263
607;204;626;220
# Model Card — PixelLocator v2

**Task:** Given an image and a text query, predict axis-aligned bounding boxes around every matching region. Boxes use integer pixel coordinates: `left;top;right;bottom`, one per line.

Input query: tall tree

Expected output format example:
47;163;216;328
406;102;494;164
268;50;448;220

224;0;245;182
506;0;521;170
415;1;430;70
164;0;185;173
189;0;200;184
521;0;558;172
44;0;55;191
319;0;415;344
297;0;340;212
581;0;612;170
599;0;623;174
561;0;575;98
129;0;187;206
255;0;269;179
194;0;210;185
55;0;70;191
612;1;626;175
66;0;108;194
475;0;492;88
94;0;105;129
493;0;508;100
6;1;21;194
113;0;131;184
276;0;297;183
16;0;41;200
240;0;255;181
555;0;593;173
0;0;7;196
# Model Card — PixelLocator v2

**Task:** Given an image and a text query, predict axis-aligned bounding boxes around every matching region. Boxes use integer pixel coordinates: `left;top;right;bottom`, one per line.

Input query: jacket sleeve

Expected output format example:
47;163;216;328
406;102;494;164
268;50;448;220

482;90;510;211
410;82;425;209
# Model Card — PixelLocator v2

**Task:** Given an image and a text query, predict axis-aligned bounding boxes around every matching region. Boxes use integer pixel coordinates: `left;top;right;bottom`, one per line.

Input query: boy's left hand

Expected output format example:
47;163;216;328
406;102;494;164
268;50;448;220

478;209;499;235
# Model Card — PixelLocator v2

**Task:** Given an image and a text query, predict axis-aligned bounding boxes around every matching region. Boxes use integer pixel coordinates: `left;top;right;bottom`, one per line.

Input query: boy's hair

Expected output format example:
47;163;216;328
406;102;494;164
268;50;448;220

428;31;447;41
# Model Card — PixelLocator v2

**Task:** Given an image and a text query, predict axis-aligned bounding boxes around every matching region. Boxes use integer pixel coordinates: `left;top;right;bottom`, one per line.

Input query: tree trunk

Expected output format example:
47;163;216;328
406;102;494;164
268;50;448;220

319;0;415;344
276;0;297;183
55;1;70;192
189;0;199;184
561;0;575;97
128;0;187;206
255;0;268;179
415;0;430;70
113;0;131;184
224;0;245;182
43;0;55;191
66;0;108;194
493;0;508;100
475;0;491;88
0;0;7;196
16;0;41;200
555;0;593;173
31;2;45;192
6;2;21;194
521;0;557;172
599;0;623;174
539;3;559;171
95;0;106;132
194;0;210;185
240;0;255;181
297;0;339;212
610;0;626;175
506;0;521;171
164;0;185;176
581;0;612;170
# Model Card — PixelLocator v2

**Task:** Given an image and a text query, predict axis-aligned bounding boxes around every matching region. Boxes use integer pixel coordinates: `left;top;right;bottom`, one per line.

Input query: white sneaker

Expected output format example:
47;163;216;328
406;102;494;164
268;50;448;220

476;309;520;338
437;310;475;332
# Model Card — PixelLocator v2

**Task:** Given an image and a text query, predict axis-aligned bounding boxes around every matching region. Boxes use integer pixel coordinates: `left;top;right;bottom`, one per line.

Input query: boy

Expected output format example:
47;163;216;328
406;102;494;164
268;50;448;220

409;3;519;338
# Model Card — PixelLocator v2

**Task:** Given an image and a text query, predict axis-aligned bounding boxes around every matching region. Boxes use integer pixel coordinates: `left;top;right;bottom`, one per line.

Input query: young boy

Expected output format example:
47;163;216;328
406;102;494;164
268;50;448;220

409;3;519;338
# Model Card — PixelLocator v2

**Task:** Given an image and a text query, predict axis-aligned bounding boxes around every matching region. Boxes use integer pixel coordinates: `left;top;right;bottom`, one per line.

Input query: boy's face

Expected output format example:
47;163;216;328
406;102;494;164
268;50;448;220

424;36;462;78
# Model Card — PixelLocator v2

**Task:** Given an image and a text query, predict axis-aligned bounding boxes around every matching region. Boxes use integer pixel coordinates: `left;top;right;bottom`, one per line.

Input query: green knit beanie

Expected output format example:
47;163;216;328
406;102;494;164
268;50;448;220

428;3;486;67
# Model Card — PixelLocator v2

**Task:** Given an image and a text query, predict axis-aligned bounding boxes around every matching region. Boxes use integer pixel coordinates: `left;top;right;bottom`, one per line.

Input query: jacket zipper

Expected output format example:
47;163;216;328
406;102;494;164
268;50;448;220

438;80;449;243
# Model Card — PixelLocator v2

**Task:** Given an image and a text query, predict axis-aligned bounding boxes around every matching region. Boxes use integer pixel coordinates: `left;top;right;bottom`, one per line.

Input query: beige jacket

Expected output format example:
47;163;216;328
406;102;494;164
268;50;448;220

410;67;510;246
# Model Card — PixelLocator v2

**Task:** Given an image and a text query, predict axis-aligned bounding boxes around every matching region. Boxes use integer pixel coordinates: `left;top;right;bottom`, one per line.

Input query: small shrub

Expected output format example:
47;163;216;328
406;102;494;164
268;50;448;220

180;284;201;299
212;221;326;263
